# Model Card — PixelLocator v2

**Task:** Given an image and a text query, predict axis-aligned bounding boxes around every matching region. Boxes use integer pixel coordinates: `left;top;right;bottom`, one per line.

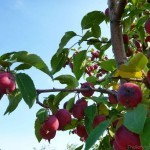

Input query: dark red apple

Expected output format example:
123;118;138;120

76;125;88;138
93;115;106;128
115;125;142;150
0;72;16;94
108;91;118;104
112;119;119;128
42;115;59;131
113;140;122;150
105;8;109;16
76;98;87;108
72;104;85;120
40;126;56;140
117;82;142;108
55;109;71;130
125;46;133;57
145;19;150;34
80;82;95;97
134;40;141;48
145;36;150;43
123;34;129;44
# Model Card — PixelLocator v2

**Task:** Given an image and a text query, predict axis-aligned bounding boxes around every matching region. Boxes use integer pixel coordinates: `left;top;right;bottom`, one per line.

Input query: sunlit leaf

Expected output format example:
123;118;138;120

119;53;148;72
100;59;116;71
114;69;142;78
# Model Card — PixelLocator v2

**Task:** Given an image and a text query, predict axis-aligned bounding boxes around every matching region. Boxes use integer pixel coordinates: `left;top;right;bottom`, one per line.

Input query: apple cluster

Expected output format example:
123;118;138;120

39;109;72;141
122;17;150;58
39;82;96;142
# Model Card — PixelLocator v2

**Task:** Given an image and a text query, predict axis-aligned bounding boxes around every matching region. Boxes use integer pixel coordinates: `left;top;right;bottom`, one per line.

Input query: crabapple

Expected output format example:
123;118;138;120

42;115;59;131
105;8;109;16
144;19;150;34
76;98;87;108
76;125;88;138
40;126;56;140
114;125;142;150
145;36;150;43
117;82;142;108
108;92;118;104
80;82;95;97
55;109;71;130
93;115;106;128
126;47;133;57
123;34;129;44
0;72;16;94
72;104;85;120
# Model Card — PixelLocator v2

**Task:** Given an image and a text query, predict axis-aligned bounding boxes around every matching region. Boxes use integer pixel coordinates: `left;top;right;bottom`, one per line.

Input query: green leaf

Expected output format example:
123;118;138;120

73;50;87;80
86;76;97;84
144;3;150;9
131;0;136;4
15;73;36;108
91;24;101;38
64;118;79;130
81;11;105;29
0;58;12;68
57;31;77;54
35;119;42;142
75;144;84;150
136;16;148;29
140;118;150;147
36;108;48;124
12;51;52;78
85;120;110;150
91;96;108;104
0;52;15;60
54;74;79;88
79;30;93;45
66;97;75;111
137;26;146;43
14;63;32;71
45;94;58;114
120;53;148;72
99;135;111;150
100;42;111;52
124;104;147;134
4;89;22;115
54;92;70;106
84;104;97;134
51;49;69;74
100;59;116;71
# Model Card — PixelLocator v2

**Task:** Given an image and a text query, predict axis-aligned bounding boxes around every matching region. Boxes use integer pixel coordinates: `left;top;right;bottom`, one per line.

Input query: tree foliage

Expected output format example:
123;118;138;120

1;0;150;149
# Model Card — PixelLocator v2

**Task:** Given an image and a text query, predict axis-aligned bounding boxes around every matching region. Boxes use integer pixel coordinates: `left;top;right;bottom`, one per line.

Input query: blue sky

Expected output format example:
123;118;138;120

0;1;109;150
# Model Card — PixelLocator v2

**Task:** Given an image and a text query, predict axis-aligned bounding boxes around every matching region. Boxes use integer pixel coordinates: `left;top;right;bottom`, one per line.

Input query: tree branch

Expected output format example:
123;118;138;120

36;87;115;95
108;0;127;68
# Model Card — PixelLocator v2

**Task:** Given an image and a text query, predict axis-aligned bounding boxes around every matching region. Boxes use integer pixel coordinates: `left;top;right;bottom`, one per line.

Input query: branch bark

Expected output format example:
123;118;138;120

108;0;127;68
36;87;115;95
